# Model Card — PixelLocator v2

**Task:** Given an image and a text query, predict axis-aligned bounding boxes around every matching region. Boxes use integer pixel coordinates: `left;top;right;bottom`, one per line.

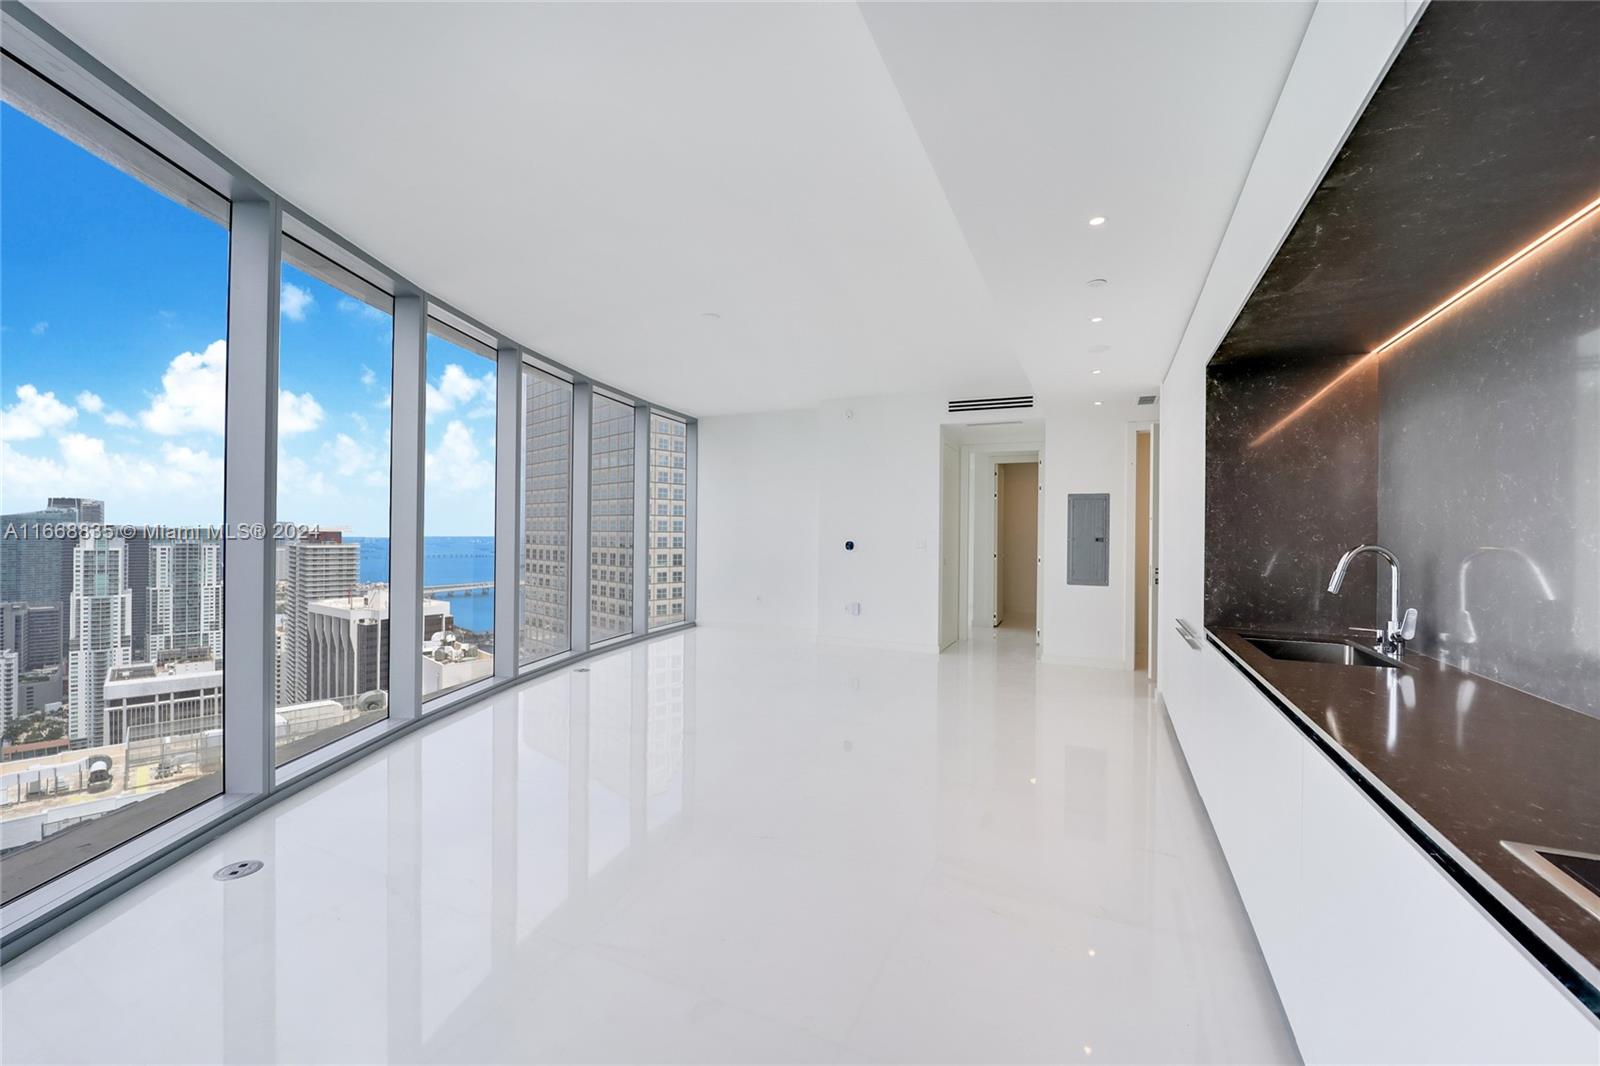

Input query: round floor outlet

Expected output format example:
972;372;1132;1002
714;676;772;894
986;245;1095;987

213;859;264;882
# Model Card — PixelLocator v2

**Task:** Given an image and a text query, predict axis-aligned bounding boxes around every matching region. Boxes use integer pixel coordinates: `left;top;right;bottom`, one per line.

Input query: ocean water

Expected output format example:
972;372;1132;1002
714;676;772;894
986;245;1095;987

347;535;496;635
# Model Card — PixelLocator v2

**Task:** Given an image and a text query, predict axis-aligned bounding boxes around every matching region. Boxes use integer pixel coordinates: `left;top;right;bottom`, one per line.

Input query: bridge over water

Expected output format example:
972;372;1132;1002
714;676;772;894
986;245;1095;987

423;581;494;597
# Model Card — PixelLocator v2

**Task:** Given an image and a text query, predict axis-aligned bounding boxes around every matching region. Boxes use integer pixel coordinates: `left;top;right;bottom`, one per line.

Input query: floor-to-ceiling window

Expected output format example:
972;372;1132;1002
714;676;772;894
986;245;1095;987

647;414;688;630
519;365;574;665
421;326;497;699
588;395;635;644
0;96;228;901
273;239;395;763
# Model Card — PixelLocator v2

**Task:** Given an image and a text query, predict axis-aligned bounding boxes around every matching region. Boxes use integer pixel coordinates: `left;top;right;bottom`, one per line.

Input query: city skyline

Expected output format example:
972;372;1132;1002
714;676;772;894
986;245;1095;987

1;101;497;538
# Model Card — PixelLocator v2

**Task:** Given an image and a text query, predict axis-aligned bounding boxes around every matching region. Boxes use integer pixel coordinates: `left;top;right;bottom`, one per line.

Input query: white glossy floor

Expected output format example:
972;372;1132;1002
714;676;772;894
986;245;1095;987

1;626;1299;1064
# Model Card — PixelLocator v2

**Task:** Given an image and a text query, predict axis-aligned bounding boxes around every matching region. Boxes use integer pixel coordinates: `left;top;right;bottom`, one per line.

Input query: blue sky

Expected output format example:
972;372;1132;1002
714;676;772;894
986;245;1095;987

1;102;496;537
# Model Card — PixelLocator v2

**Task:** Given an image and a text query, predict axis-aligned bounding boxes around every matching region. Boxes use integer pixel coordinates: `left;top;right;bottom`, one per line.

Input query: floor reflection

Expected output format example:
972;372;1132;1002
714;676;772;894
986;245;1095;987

1;628;1299;1065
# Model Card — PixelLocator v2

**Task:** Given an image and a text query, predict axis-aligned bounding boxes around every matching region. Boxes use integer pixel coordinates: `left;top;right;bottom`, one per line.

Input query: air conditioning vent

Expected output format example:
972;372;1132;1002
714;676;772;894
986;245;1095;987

948;395;1034;414
1137;394;1158;406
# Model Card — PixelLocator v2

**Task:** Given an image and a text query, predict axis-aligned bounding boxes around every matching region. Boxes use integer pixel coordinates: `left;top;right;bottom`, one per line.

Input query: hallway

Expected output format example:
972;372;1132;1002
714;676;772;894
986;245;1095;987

1;627;1296;1064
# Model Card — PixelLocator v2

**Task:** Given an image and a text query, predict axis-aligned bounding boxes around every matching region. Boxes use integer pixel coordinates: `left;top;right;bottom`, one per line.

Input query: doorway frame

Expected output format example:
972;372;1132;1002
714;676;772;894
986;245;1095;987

958;443;1042;644
1123;420;1158;673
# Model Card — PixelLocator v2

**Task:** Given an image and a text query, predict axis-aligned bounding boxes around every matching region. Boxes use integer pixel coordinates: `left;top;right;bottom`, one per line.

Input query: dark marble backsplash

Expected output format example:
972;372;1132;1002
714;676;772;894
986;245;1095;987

1378;211;1600;719
1206;355;1378;631
1206;211;1600;720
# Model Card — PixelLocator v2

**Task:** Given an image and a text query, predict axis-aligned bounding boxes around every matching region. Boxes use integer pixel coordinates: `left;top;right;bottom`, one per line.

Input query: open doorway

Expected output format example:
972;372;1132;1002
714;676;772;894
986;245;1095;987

1132;427;1157;677
996;461;1039;633
936;422;1045;650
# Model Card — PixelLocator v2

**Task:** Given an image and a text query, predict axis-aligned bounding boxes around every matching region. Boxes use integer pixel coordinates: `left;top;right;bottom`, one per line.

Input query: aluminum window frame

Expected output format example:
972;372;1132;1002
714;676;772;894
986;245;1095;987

272;216;400;770
0;2;696;963
516;356;579;671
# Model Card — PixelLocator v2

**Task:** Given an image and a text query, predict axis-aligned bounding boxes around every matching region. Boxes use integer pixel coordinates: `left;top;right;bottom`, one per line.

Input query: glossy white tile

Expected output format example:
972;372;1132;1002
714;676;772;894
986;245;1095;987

0;626;1298;1064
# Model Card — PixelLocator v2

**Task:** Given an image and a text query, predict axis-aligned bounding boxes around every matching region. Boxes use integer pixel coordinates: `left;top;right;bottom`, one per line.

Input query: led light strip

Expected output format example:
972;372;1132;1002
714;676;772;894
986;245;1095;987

1250;191;1600;448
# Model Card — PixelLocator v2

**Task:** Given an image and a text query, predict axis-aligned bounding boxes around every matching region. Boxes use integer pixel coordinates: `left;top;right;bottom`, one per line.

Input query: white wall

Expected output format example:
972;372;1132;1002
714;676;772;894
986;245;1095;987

700;392;1142;659
697;409;821;631
815;395;944;651
1039;407;1137;668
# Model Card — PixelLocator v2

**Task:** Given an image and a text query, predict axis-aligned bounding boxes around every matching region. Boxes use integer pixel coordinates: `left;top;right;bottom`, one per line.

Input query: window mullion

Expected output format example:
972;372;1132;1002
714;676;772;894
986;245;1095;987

632;404;650;637
570;382;593;656
221;196;280;797
493;344;520;681
684;420;698;625
388;293;427;722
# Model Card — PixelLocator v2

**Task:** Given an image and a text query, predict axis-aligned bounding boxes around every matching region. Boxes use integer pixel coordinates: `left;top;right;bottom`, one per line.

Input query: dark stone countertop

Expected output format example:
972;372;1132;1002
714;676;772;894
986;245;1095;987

1208;626;1600;992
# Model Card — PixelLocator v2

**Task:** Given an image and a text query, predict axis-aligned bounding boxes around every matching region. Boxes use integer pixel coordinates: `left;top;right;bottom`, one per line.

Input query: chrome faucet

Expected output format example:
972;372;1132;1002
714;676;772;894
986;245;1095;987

1327;544;1417;657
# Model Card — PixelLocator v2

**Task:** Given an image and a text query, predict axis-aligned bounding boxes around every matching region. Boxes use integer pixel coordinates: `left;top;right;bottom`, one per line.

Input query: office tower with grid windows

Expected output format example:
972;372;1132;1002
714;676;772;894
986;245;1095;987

521;368;573;661
1;498;102;670
589;395;635;643
147;536;223;663
647;414;688;628
281;532;360;705
66;532;133;747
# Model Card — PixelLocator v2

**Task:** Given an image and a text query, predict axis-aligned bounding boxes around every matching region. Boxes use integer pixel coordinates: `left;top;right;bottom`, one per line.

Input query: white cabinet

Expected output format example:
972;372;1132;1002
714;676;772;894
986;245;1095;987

1199;649;1310;1009
1156;349;1207;736
1192;645;1600;1064
1296;735;1600;1064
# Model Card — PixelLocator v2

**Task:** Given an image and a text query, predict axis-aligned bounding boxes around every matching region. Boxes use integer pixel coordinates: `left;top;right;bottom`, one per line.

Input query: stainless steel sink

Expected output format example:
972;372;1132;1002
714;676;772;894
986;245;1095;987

1241;635;1403;668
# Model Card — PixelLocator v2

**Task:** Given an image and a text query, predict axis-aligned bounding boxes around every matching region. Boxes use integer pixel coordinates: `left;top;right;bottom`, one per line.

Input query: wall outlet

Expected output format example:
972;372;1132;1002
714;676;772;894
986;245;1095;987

845;602;861;616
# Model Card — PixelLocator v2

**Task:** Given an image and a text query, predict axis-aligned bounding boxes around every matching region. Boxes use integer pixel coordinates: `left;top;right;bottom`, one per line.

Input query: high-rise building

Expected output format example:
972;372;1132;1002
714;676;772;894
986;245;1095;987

589;396;635;641
521;369;572;660
146;536;223;662
647;414;688;628
280;531;359;705
1;601;62;673
303;587;410;701
0;650;18;735
124;531;151;660
102;657;222;745
66;532;132;747
47;497;105;525
0;501;98;668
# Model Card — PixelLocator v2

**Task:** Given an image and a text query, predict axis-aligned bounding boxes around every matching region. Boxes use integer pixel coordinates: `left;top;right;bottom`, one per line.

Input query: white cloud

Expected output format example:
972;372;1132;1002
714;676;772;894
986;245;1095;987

276;453;329;499
74;390;137;430
0;433;221;522
280;283;314;322
159;442;225;489
331;433;372;477
426;363;496;421
278;391;325;435
141;339;226;436
1;385;77;441
360;365;377;388
31;321;47;336
425;420;493;493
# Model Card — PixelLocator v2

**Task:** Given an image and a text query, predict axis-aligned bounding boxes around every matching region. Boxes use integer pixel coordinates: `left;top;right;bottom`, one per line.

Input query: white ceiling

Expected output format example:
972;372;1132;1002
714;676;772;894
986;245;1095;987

34;1;1314;417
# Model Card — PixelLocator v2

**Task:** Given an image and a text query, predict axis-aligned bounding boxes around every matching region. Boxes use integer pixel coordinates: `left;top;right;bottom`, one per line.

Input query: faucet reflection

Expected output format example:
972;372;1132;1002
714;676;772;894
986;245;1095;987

1452;546;1558;645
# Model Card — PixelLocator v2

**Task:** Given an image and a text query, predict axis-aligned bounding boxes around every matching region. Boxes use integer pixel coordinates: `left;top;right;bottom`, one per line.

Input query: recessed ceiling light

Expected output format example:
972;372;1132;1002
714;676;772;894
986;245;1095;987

1090;316;1104;323
1088;216;1106;226
1091;369;1102;375
700;311;721;320
1093;400;1103;406
1089;344;1110;354
1086;278;1108;288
